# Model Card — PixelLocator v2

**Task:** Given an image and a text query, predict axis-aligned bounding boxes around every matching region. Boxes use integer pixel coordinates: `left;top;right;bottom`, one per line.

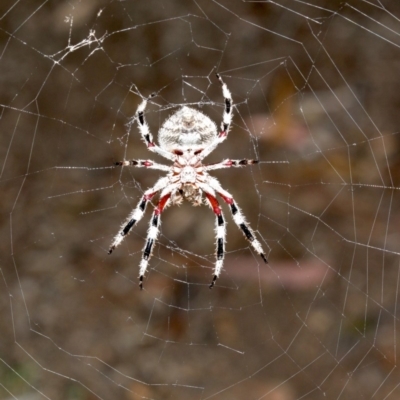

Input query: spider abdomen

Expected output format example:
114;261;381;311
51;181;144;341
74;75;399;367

181;184;202;205
159;106;218;152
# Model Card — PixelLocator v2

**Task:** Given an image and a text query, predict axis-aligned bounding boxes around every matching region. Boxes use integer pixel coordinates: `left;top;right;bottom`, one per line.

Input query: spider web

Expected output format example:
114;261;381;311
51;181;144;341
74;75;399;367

1;0;400;399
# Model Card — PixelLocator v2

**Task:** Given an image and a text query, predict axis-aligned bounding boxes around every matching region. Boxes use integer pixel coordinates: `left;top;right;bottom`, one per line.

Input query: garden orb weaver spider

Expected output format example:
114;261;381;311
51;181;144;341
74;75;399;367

109;74;267;289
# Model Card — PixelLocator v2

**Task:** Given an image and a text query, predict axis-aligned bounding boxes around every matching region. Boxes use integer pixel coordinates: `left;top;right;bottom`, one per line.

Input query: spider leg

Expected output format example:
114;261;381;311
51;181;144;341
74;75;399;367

135;97;175;161
216;74;232;137
202;176;268;264
108;176;169;254
115;159;170;172
204;191;227;289
138;190;172;289
198;74;233;160
204;159;259;172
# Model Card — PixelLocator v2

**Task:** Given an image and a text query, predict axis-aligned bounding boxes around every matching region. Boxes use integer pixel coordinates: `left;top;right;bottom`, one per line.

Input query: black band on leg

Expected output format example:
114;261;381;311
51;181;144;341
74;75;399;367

217;238;224;260
230;203;238;215
138;111;144;125
139;199;147;211
152;214;159;227
123;219;136;235
239;223;254;241
143;239;154;260
225;98;231;114
209;275;217;289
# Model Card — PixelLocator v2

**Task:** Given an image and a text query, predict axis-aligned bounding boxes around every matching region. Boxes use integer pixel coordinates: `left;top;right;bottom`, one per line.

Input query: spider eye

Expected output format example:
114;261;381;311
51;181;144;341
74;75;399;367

173;150;183;155
194;149;203;155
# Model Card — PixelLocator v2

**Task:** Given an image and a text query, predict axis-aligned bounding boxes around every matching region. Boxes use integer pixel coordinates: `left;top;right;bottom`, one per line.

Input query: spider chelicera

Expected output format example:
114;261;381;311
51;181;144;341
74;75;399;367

109;74;267;289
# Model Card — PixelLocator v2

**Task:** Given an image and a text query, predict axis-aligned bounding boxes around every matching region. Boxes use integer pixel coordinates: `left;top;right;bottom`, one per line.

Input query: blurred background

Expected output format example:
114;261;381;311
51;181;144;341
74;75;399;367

1;0;400;399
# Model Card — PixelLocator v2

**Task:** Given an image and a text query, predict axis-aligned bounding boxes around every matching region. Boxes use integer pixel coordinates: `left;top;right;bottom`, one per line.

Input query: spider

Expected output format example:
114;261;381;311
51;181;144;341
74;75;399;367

109;74;267;289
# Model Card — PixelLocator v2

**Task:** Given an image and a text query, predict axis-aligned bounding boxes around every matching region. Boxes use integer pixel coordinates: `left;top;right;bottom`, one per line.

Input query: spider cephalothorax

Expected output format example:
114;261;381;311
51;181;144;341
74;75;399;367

109;74;267;289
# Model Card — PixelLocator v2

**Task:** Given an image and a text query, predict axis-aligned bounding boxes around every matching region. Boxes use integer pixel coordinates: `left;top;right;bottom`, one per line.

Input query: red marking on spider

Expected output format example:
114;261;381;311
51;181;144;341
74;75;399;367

155;193;171;215
144;192;156;201
219;194;233;205
205;193;222;215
